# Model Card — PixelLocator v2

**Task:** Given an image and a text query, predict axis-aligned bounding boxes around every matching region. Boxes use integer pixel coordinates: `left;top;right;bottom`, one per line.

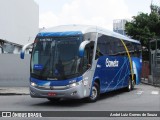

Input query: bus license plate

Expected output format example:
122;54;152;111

48;92;56;96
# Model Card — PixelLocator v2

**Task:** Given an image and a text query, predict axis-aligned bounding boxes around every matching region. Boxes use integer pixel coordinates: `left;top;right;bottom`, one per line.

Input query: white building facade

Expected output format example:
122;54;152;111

0;0;39;53
113;19;130;36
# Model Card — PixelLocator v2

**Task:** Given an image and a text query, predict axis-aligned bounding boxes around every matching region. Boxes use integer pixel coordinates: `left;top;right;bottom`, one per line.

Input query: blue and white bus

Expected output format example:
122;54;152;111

21;25;142;102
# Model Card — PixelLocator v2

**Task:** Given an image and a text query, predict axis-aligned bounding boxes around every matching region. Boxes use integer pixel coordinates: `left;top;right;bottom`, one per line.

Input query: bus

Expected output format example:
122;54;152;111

21;25;142;102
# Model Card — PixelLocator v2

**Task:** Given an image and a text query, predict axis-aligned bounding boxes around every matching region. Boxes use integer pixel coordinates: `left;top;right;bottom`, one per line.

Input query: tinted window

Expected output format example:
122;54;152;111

96;33;141;59
31;37;82;80
133;43;141;58
97;34;113;56
114;39;126;56
124;41;134;57
96;34;126;59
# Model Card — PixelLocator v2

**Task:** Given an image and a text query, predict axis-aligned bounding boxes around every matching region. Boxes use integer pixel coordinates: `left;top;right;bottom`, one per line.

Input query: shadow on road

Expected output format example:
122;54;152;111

99;88;138;101
32;98;89;107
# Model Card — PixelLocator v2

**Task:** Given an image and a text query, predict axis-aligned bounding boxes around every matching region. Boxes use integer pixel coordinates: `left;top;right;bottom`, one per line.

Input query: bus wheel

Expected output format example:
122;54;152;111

87;82;100;102
47;98;61;102
127;78;132;92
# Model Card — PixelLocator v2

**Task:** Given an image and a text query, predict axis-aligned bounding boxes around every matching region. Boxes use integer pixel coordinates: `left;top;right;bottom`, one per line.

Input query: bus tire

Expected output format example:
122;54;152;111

87;82;100;102
127;78;132;92
131;79;135;90
47;98;61;102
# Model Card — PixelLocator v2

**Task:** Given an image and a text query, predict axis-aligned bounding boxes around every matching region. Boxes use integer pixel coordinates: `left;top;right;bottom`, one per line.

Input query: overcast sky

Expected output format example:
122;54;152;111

34;0;160;30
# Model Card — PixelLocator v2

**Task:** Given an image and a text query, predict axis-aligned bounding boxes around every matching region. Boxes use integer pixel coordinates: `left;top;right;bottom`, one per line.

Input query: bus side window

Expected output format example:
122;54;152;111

82;48;89;72
82;44;94;72
89;46;94;65
137;44;142;57
95;33;106;59
95;47;103;59
133;43;141;58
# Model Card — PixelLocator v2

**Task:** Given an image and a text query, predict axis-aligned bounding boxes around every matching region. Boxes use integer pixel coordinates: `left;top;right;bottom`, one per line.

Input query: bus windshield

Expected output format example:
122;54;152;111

31;37;81;80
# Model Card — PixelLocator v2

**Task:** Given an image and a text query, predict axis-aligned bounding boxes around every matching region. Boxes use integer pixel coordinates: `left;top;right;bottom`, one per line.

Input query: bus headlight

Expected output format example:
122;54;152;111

31;82;37;87
69;81;82;88
69;83;77;88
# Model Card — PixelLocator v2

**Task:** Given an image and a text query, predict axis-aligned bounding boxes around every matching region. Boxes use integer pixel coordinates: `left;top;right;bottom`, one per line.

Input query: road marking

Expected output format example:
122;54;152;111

151;91;159;95
136;91;144;95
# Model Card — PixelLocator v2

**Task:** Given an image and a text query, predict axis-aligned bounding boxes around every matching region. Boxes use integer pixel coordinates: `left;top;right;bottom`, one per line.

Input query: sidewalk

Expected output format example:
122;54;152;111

0;87;29;95
141;78;160;87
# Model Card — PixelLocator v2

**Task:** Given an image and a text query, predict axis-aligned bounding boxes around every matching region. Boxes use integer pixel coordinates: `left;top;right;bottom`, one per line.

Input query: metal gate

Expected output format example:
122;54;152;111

149;39;160;86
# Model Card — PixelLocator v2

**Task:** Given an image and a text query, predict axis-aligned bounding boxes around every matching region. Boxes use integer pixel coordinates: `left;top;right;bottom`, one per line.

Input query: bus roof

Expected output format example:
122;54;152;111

39;25;140;44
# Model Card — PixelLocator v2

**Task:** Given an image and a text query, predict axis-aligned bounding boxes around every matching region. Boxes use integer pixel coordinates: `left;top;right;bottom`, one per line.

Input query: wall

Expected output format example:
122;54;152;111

141;61;150;78
0;0;39;45
0;54;30;87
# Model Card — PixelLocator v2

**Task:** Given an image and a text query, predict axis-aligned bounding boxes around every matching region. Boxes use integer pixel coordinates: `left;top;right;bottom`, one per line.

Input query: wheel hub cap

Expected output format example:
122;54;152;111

91;86;97;100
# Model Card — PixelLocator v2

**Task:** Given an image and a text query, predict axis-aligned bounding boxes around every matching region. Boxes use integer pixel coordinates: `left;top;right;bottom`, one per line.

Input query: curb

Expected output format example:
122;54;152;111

0;93;29;95
141;81;160;87
0;87;30;95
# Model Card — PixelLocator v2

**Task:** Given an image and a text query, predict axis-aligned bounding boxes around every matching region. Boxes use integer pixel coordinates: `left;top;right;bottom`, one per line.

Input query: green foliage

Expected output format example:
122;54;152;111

125;13;156;48
125;5;160;60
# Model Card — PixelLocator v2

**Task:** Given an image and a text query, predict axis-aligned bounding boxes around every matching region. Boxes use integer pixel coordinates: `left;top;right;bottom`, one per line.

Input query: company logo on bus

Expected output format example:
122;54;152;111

106;58;119;67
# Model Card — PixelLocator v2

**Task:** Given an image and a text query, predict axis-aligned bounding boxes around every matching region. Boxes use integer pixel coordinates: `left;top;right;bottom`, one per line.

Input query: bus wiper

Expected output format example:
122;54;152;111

31;73;46;79
65;73;79;78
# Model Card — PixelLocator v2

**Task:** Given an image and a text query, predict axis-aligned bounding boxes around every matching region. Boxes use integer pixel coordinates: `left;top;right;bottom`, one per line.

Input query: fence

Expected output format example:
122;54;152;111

141;61;150;83
141;61;160;87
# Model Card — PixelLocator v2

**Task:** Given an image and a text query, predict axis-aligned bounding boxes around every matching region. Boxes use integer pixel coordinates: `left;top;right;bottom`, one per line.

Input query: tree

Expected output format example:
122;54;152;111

125;4;160;60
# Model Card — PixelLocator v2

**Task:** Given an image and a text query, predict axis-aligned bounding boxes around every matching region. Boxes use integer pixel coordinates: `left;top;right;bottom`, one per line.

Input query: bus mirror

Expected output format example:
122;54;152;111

20;52;25;59
29;49;32;54
79;41;90;57
20;43;33;59
29;51;32;54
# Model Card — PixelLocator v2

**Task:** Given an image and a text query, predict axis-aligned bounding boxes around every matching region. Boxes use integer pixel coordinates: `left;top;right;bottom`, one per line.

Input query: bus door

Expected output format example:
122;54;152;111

82;42;94;72
81;42;95;96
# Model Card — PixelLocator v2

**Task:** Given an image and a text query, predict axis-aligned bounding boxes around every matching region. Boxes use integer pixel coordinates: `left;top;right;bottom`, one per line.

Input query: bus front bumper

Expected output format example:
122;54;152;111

30;82;88;99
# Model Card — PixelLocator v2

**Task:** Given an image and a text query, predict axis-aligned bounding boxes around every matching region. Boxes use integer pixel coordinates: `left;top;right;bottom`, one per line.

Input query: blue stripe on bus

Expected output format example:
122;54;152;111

132;57;142;84
30;76;83;86
37;31;82;37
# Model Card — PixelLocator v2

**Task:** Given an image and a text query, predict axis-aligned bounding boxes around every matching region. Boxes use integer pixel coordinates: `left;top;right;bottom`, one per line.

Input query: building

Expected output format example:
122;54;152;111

113;19;130;36
0;0;39;54
0;39;22;54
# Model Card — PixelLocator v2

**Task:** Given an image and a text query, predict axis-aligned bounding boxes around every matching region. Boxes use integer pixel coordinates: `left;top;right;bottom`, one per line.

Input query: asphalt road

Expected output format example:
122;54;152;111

0;84;159;120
